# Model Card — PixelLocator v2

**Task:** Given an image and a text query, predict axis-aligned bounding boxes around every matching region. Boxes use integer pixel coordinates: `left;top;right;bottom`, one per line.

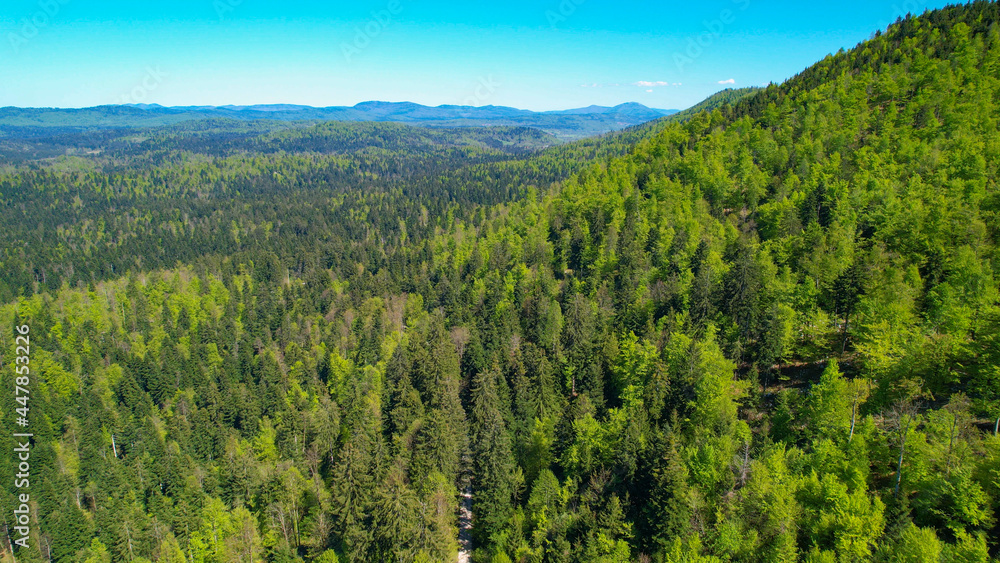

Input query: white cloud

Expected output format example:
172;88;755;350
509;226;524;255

718;78;736;85
646;89;653;93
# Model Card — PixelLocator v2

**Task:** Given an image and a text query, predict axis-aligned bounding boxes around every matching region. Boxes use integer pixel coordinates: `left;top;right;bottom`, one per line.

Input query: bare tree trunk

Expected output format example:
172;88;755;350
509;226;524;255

894;440;906;498
124;520;135;561
849;399;857;442
738;441;751;487
894;413;912;498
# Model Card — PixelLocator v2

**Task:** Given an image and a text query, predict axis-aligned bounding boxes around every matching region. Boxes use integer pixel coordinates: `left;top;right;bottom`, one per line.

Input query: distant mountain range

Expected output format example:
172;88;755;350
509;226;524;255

0;102;679;141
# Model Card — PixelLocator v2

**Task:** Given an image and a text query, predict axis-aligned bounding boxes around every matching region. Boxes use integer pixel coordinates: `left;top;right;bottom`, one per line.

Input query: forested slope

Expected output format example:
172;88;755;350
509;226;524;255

0;91;753;304
2;3;1000;563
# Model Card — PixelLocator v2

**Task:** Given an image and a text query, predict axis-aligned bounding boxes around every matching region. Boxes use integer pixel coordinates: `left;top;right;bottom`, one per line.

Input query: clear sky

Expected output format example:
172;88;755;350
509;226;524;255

0;0;954;111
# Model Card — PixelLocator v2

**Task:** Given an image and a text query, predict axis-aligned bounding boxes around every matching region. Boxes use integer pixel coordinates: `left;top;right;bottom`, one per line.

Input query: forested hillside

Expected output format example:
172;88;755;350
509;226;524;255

2;3;1000;562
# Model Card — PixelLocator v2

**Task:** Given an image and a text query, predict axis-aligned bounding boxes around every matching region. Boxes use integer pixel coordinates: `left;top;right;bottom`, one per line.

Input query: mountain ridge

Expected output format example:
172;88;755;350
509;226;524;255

0;101;679;142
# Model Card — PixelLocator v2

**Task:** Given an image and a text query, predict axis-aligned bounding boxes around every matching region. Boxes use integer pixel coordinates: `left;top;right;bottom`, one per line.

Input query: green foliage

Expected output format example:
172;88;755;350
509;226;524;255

3;4;1000;562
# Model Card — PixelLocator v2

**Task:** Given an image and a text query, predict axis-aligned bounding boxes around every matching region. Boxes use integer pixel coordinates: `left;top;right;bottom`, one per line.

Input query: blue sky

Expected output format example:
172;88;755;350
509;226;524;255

0;0;953;111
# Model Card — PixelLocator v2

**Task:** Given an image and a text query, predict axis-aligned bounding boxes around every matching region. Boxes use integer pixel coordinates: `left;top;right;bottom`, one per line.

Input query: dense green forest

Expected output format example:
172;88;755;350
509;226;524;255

3;3;1000;562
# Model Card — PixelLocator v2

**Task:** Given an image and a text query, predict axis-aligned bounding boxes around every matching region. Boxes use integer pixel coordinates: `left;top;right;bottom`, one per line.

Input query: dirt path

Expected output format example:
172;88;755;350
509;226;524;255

458;484;472;563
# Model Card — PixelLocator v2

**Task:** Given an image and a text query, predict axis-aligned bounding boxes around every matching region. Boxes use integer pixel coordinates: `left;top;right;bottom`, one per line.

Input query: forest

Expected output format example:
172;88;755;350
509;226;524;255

1;2;1000;562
